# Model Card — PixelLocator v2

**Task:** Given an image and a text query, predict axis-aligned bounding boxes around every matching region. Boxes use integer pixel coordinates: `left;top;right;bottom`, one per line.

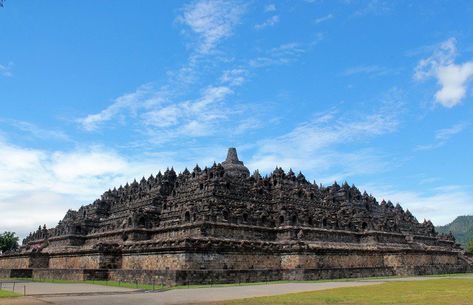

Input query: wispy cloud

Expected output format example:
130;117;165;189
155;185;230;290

248;89;404;181
362;183;473;226
0;119;70;142
141;85;233;137
264;4;276;12
255;15;279;30
352;0;393;17
0;62;13;77
315;13;333;24
416;122;469;151
220;68;248;86
78;0;246;133
178;0;245;54
77;84;157;131
341;65;398;77
414;37;473;108
76;1;317;148
249;42;312;68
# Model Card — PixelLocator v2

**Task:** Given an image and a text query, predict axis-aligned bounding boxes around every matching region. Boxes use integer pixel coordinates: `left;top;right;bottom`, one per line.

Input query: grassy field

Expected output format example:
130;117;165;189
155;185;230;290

0;290;20;298
212;278;473;305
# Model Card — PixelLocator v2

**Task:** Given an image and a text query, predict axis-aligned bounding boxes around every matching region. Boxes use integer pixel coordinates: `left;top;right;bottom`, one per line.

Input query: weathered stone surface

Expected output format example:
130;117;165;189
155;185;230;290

0;148;471;285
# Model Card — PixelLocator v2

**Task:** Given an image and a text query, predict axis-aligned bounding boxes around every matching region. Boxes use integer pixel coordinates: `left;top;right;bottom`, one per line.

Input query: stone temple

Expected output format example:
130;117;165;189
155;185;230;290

0;148;471;285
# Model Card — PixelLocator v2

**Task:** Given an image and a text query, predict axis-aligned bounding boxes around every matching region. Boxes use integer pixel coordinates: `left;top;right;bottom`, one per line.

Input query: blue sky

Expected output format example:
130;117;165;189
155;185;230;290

1;0;473;237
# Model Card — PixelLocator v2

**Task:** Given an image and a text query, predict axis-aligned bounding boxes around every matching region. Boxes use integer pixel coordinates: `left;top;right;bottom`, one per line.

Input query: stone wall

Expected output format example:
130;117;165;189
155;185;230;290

32;268;108;281
280;252;385;270
0;248;470;285
49;254;101;269
0;256;29;269
121;253;186;270
184;252;281;270
109;269;176;286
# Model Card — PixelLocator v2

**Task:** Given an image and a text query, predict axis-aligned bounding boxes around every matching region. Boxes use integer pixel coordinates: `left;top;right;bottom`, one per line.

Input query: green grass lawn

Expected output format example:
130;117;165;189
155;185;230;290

212;278;473;305
0;290;20;298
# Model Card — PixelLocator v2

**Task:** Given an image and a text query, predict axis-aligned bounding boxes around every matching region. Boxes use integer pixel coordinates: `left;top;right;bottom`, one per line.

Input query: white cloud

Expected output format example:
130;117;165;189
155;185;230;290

234;118;262;134
434;63;473;107
0;62;13;77
342;65;396;77
416;122;469;151
315;13;333;24
0;192;74;238
0;119;70;142
178;0;244;54
78;1;246;133
220;68;248;86
414;37;473;108
76;3;315;146
141;105;181;128
51;150;128;182
264;4;276;12
249;42;308;68
435;122;468;142
77;84;155;131
362;183;473;226
353;0;392;17
141;85;233;141
414;38;456;80
247;91;404;180
255;15;280;30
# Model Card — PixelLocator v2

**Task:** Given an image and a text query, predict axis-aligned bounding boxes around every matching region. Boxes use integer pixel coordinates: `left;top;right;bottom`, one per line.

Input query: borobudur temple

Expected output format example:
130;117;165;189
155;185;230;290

0;148;471;285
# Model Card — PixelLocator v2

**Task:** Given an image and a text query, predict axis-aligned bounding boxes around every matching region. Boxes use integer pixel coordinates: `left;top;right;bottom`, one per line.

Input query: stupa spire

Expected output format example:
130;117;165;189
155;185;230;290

222;147;250;177
225;147;240;163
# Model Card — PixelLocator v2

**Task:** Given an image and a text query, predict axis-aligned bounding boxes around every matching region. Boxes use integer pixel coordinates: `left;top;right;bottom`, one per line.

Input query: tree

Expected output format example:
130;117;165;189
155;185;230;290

466;236;473;253
0;231;19;253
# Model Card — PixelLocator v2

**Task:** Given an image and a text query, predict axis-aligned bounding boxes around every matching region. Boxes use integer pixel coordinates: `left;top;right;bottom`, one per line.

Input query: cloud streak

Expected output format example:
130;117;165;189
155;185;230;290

342;65;397;77
315;14;333;24
249;42;311;68
255;15;279;30
77;84;157;131
416;122;469;151
0;62;13;77
248;90;404;182
77;0;247;133
178;0;245;54
0;119;70;142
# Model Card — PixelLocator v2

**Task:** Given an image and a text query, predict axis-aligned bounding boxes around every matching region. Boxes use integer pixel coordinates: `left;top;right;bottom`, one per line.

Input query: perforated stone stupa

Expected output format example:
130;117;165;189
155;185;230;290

0;148;471;285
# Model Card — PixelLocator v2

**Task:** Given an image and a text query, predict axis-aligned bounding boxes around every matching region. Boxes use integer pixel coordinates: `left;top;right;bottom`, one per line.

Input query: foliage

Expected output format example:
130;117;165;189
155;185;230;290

0;231;19;253
436;215;473;247
465;236;473;253
214;279;473;305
